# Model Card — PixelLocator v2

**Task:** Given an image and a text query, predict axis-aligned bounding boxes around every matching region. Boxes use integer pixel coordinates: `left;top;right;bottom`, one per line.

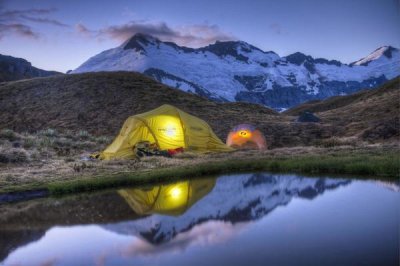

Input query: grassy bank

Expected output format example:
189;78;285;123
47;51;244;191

0;128;399;196
45;152;399;195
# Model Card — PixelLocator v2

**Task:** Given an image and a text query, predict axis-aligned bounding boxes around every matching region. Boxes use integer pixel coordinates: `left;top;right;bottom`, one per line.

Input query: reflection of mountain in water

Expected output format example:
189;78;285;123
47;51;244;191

0;191;140;262
104;174;351;244
0;173;351;262
373;180;400;192
0;229;45;263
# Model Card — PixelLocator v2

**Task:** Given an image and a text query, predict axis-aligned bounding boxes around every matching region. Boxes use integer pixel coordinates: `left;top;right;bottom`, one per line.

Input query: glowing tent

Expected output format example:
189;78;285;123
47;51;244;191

99;104;232;160
118;178;216;216
226;124;267;150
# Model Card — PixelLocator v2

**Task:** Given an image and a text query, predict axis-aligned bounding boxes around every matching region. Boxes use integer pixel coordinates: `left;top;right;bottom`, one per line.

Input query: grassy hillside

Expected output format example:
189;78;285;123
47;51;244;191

0;71;333;148
285;78;400;116
285;77;400;141
0;73;398;193
0;72;398;148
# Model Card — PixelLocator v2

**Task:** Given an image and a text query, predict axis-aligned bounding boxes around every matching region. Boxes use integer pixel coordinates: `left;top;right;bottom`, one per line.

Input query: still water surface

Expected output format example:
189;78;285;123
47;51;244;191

0;173;398;266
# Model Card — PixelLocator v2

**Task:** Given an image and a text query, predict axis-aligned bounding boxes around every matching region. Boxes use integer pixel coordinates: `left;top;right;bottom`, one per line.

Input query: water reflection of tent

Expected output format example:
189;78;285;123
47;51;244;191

118;178;216;216
226;124;267;150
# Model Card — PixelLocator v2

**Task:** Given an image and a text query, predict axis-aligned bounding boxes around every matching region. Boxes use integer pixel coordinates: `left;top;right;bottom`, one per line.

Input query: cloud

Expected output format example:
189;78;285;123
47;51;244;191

0;6;69;40
1;8;56;19
121;221;248;258
20;15;68;27
0;23;39;39
75;23;96;37
76;20;236;48
269;23;282;35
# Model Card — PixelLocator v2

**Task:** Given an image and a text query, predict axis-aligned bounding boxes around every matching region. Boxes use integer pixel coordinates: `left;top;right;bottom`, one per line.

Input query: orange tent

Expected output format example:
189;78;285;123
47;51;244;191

226;124;267;150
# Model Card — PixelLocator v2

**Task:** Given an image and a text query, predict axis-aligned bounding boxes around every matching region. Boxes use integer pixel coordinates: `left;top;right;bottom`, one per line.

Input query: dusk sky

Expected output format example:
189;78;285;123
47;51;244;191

1;0;399;72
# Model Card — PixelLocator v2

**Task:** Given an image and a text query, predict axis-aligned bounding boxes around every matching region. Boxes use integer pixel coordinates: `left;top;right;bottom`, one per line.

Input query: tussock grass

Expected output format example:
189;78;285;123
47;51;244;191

0;148;29;163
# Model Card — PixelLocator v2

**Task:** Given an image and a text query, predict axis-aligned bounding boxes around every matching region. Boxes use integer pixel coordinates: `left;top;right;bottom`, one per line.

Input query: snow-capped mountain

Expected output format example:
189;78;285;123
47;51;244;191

103;173;350;244
73;33;400;110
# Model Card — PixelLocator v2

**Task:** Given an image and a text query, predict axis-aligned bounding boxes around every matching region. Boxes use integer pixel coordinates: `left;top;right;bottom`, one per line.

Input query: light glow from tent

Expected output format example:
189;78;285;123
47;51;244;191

238;130;252;138
165;123;177;137
154;115;186;149
170;186;183;199
157;116;182;139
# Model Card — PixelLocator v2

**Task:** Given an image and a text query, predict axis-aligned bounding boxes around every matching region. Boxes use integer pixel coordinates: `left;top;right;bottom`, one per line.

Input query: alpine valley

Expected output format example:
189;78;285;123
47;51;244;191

72;33;400;110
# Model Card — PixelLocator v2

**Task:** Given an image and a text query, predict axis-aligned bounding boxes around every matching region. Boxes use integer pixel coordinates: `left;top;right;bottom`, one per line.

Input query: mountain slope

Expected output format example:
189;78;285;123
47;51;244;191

0;72;291;146
72;33;400;110
284;78;398;115
285;77;400;140
0;54;61;82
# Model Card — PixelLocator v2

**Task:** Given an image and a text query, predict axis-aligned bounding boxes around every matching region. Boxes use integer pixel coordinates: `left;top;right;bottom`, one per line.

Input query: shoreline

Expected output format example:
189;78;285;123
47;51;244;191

1;149;398;202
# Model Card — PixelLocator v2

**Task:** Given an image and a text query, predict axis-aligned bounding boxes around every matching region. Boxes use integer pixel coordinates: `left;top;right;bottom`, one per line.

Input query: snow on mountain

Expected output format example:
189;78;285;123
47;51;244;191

103;173;350;245
351;46;395;66
72;33;400;110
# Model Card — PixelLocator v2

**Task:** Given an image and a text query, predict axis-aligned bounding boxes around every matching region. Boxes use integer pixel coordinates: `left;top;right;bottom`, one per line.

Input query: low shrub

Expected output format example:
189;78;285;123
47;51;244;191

0;148;29;163
39;128;58;137
54;137;73;147
23;138;36;149
0;129;19;141
39;136;55;149
77;130;91;140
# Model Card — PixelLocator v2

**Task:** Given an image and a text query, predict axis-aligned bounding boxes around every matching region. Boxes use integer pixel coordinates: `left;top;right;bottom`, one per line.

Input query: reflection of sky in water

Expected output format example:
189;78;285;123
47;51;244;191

1;175;399;266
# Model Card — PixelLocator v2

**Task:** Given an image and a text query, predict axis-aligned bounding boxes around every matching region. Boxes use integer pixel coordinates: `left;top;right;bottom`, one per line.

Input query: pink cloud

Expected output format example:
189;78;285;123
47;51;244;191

0;6;68;40
76;20;236;48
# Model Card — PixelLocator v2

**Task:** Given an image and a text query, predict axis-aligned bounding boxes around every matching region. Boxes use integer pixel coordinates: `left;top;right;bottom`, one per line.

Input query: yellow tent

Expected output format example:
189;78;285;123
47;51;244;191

118;178;216;216
100;104;232;160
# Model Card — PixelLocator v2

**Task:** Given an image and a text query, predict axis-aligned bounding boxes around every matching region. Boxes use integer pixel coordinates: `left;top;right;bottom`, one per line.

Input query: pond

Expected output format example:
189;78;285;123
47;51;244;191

0;173;398;266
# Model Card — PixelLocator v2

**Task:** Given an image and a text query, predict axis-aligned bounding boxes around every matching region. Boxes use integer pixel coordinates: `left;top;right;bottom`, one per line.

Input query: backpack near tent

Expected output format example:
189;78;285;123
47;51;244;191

99;104;232;160
226;124;267;150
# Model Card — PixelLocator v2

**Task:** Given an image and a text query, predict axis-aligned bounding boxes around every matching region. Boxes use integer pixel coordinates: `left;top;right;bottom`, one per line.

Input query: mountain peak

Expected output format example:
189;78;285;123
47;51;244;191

199;41;250;62
284;52;314;65
381;46;398;59
72;35;400;110
0;54;61;82
121;33;272;57
351;45;399;66
122;33;159;51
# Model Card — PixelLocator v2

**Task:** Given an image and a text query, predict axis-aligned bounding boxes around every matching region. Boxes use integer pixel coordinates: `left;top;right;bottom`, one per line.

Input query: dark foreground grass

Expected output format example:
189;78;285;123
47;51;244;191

46;152;399;195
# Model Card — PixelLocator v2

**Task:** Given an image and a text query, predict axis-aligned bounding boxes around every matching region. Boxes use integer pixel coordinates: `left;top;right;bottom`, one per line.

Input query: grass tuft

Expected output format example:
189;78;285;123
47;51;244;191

0;129;19;141
39;128;57;137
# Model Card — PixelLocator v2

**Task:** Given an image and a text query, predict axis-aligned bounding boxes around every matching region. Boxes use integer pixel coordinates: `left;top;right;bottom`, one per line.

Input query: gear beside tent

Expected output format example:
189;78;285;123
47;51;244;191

98;104;232;160
226;124;267;150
